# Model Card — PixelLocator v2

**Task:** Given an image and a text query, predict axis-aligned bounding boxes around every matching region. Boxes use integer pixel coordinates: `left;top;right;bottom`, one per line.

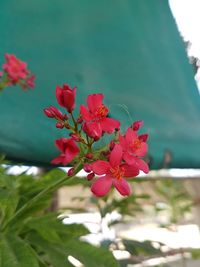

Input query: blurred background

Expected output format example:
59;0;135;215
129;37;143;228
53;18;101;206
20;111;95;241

1;0;200;266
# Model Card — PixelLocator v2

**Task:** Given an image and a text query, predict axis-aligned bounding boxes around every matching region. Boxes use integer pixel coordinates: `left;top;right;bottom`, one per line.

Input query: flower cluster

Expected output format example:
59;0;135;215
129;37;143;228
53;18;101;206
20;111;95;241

0;53;35;90
44;84;149;197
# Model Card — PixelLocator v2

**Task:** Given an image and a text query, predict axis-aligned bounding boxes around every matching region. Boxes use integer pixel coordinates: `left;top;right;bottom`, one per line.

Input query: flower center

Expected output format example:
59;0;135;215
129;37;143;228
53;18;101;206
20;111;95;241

132;138;142;150
110;166;124;180
95;105;109;118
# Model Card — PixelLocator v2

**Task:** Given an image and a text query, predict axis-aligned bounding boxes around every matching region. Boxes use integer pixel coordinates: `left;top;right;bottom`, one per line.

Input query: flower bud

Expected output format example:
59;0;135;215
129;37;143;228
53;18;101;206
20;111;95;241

77;117;83;124
139;134;148;142
83;163;92;173
87;172;95;181
44;108;54;118
132;120;144;131
101;151;110;158
68;167;75;176
86;153;93;159
64;123;70;129
56;122;64;129
82;123;101;141
70;133;80;142
63;114;69;120
56;84;76;113
44;106;64;120
50;106;64;120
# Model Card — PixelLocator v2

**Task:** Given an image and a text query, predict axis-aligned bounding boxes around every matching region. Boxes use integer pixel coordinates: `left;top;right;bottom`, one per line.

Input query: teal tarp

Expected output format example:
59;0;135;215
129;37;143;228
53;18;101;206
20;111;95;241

0;0;200;169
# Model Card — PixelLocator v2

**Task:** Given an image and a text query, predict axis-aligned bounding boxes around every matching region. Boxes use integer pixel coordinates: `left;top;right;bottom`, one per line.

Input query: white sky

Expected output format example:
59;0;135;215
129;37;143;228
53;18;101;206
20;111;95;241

169;0;200;89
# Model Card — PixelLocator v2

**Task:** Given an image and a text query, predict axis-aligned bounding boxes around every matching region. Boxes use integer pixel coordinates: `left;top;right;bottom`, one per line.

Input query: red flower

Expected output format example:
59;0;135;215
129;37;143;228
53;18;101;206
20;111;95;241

2;54;35;89
119;127;149;174
91;144;139;197
56;84;76;113
3;54;28;83
51;138;80;166
80;94;120;140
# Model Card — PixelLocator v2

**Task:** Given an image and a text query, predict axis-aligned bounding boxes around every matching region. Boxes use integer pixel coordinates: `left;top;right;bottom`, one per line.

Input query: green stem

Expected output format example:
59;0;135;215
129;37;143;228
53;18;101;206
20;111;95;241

70;112;77;131
0;82;6;91
0;75;9;90
2;163;83;231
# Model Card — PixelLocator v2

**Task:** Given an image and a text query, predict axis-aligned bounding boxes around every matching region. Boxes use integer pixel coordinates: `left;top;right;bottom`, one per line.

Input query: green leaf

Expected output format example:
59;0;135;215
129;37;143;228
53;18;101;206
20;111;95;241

101;195;145;218
0;188;19;226
25;213;89;242
26;232;74;267
27;231;119;267
64;239;120;267
0;234;39;267
123;239;163;256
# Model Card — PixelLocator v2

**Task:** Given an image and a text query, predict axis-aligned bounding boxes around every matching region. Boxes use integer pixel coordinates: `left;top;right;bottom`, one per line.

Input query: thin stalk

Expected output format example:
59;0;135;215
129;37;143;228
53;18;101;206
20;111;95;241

2;163;83;231
70;112;77;131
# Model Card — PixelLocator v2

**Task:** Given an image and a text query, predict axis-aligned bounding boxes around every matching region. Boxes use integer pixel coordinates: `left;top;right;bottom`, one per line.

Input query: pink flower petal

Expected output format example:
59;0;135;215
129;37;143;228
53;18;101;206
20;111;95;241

63;87;76;112
56;86;64;107
91;175;112;197
135;158;149;174
87;94;104;113
135;142;148;157
113;178;131;196
55;138;65;152
125;127;137;143
80;105;93;121
92;160;110;175
123;151;136;165
53;138;80;166
62;153;75;165
51;156;63;165
66;139;80;154
123;164;139;177
100;118;120;133
119;134;127;148
109;144;123;167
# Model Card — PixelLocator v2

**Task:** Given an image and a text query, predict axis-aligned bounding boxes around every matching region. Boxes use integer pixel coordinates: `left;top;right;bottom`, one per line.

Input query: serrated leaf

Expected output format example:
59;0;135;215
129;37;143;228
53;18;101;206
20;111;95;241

0;234;39;267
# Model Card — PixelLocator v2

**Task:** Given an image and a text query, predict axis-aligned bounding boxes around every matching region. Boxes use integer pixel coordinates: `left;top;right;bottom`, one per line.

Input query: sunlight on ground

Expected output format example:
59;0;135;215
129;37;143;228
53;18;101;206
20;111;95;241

120;224;200;249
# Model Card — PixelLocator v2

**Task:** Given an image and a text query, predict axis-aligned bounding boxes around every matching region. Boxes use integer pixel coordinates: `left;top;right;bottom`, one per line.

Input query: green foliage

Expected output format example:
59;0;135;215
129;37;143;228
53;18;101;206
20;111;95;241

122;239;163;256
63;240;120;267
191;249;200;259
154;179;193;225
0;156;196;267
0;161;119;267
0;233;40;267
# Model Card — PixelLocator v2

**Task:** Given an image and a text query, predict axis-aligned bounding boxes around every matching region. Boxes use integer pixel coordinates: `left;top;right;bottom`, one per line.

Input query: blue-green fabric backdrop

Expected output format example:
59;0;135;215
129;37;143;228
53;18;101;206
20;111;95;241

0;0;200;169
